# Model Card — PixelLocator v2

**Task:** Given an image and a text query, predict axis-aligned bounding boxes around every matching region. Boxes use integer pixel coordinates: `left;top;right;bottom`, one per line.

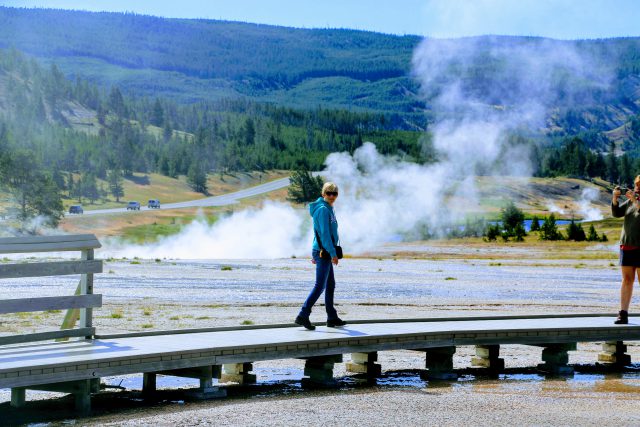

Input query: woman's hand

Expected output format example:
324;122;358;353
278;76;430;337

332;257;339;266
626;189;636;202
613;187;621;205
311;258;316;265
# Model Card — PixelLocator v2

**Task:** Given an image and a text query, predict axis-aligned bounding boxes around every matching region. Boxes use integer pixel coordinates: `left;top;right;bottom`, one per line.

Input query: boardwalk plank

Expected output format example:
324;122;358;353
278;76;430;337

0;260;102;279
0;295;102;314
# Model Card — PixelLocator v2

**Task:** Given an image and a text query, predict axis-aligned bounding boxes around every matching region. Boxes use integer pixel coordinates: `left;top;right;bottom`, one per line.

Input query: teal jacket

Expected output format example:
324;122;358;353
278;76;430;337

309;197;339;258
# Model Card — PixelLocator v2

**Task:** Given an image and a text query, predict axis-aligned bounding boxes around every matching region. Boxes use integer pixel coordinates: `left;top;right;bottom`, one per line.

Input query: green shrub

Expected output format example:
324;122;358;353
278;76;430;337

501;202;525;236
539;213;563;240
484;223;501;241
566;220;586;241
484;202;526;242
530;216;541;231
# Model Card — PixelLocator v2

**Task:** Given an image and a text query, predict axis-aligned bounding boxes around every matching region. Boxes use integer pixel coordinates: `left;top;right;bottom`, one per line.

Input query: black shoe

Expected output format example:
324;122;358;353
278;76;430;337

327;318;347;327
615;310;629;325
295;315;316;330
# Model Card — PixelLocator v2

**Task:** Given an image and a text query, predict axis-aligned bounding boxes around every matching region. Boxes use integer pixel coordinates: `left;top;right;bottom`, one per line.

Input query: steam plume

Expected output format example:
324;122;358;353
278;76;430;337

106;37;613;259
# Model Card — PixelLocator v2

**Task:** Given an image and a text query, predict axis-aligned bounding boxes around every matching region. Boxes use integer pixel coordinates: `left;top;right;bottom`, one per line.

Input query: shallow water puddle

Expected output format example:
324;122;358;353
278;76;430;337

465;371;640;395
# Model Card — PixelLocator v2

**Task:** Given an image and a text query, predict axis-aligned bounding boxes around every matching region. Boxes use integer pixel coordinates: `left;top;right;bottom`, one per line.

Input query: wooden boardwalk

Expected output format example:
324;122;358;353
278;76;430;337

2;314;639;391
1;234;639;413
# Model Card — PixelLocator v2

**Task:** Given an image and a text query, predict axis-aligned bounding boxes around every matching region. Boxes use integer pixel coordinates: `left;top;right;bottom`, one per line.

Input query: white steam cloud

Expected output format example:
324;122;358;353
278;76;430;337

546;203;566;215
578;187;604;221
106;203;308;259
106;37;612;259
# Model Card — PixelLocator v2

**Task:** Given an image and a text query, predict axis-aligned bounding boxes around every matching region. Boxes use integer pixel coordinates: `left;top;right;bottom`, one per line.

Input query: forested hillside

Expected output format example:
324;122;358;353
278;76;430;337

2;7;640;229
2;7;640;136
0;7;425;127
0;47;427;226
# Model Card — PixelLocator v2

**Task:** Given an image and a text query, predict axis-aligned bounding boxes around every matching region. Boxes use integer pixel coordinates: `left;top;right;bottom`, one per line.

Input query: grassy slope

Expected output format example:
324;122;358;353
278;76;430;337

61;170;290;210
473;176;611;218
59;171;290;240
59;175;617;243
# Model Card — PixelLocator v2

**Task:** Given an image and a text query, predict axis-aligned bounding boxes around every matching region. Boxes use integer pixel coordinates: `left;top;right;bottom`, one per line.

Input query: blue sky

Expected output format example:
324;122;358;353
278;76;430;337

3;0;640;39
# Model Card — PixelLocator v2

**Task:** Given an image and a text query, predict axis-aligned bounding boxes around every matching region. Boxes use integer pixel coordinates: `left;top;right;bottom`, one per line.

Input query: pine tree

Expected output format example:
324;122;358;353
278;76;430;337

607;141;619;183
484;223;501;242
81;172;99;204
163;119;173;141
243;118;256;146
0;151;64;226
620;154;633;186
566;219;586;241
513;222;526;242
187;161;208;194
287;169;324;204
67;174;75;199
151;98;164;127
500;201;525;238
587;224;599;241
530;215;541;231
108;86;126;117
540;214;563;241
107;169;125;202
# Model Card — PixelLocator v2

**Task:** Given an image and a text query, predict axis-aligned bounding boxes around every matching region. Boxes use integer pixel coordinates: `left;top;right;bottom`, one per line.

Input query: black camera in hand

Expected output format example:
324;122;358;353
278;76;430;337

616;186;640;198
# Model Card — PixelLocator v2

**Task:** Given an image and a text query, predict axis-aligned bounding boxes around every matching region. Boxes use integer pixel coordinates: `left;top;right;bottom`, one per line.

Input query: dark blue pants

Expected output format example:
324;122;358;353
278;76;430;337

299;250;338;319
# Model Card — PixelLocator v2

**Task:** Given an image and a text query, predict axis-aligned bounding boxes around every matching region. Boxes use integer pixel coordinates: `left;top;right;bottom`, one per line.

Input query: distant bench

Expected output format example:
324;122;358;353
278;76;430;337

0;234;102;410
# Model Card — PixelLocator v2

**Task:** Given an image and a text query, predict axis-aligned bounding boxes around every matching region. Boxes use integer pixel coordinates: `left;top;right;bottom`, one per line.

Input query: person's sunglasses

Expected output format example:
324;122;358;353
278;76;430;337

325;191;338;197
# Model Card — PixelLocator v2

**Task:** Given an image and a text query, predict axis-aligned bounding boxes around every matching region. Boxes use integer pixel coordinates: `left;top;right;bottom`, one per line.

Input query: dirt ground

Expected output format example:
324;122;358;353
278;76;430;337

2;240;639;426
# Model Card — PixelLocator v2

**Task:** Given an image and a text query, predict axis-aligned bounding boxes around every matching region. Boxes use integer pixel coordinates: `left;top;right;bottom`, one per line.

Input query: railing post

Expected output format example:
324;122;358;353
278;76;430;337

80;249;94;337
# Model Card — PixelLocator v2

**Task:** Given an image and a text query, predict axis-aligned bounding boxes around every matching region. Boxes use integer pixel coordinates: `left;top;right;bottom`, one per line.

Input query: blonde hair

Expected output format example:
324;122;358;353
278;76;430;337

322;182;339;195
635;175;640;185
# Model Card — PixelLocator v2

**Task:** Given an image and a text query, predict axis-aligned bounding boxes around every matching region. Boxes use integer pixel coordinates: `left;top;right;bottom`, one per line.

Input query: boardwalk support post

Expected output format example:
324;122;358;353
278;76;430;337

10;387;26;408
422;346;457;380
471;345;505;373
74;380;92;415
346;352;382;380
598;341;631;367
142;373;157;396
221;362;257;384
302;354;342;387
537;343;576;374
17;380;96;414
147;366;226;398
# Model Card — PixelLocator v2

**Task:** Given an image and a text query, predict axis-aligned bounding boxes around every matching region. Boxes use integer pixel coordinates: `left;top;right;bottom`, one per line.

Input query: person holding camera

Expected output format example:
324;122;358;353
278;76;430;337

295;182;346;330
612;176;640;324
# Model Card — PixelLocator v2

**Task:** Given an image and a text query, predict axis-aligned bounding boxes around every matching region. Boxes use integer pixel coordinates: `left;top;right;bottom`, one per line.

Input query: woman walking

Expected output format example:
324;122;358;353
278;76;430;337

295;182;346;330
612;176;640;324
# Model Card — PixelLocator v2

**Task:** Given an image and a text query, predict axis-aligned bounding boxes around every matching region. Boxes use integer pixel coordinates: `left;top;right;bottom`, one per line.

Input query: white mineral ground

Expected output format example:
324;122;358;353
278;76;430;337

2;240;640;425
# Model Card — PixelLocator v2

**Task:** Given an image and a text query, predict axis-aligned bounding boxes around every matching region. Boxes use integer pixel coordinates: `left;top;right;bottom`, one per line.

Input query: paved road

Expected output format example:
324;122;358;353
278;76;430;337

70;177;291;216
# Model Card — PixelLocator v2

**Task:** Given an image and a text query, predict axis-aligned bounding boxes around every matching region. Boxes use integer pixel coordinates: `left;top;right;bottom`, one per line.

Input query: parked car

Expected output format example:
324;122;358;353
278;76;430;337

68;205;83;214
126;201;141;210
148;199;161;209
